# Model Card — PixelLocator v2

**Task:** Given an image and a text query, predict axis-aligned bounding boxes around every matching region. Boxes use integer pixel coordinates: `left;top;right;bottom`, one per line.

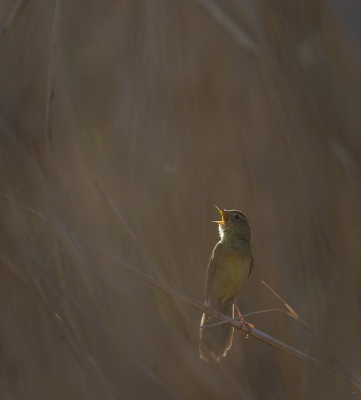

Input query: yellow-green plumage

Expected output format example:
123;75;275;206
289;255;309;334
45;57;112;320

210;247;253;301
199;207;254;361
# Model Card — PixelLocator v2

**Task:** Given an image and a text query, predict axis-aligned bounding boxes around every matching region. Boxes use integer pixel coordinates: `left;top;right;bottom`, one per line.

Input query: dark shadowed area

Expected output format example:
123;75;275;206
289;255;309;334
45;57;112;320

1;0;361;399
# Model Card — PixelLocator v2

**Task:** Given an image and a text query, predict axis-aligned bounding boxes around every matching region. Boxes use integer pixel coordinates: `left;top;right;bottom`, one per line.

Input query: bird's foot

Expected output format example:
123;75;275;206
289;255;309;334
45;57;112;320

234;302;254;337
240;318;254;337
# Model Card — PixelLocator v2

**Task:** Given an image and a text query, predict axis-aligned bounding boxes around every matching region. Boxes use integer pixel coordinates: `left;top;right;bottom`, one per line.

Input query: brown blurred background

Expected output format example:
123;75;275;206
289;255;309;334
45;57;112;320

1;0;361;398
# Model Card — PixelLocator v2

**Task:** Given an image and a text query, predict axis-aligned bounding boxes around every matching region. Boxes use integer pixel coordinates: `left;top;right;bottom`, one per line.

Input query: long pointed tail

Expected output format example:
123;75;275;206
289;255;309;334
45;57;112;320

199;302;234;361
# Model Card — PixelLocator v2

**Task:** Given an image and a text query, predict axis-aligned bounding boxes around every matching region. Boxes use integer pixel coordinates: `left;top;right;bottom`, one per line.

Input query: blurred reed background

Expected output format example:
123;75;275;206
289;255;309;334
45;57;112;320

1;0;361;398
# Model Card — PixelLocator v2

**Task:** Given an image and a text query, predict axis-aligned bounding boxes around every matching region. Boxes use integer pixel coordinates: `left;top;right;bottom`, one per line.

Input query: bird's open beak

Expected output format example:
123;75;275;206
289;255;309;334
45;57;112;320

212;205;230;224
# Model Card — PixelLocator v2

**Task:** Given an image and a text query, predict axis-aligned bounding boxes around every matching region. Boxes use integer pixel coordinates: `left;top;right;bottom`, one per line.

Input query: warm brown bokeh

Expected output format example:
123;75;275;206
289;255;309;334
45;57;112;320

1;0;361;398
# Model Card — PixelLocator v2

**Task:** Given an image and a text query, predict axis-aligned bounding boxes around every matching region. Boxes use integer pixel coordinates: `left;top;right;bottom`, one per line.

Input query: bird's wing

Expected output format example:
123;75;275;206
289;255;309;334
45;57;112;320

205;242;223;302
248;258;254;277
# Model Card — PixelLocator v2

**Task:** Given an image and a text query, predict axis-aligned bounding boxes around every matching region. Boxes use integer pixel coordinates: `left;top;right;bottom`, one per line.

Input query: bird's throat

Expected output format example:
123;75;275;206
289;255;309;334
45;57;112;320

219;224;248;246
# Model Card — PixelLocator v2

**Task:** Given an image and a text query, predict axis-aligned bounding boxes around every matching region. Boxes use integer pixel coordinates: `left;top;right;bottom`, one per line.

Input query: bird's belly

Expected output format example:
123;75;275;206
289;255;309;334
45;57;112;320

211;254;250;300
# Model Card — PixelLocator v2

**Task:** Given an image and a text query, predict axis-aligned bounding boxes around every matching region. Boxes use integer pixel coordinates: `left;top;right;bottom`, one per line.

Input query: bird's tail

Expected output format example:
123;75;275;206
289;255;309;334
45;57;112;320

199;301;234;361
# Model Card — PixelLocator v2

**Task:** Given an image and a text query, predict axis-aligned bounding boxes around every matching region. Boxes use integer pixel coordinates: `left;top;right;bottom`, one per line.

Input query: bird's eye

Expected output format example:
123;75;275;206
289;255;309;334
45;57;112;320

234;215;240;220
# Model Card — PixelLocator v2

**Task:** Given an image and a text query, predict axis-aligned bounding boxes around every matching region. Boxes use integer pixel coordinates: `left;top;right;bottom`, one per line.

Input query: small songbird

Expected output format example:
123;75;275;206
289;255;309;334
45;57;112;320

199;205;254;361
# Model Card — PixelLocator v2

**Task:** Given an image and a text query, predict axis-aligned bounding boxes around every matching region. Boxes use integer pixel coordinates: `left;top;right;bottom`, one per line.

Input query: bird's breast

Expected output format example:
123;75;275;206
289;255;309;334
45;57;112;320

210;250;252;301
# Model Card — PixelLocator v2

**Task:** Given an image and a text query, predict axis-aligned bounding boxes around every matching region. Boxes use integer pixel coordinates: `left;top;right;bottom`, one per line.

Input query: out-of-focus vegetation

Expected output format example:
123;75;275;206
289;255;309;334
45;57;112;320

1;0;361;398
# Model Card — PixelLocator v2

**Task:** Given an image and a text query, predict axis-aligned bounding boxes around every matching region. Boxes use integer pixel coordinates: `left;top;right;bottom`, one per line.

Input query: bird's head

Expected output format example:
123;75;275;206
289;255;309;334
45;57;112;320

213;205;251;243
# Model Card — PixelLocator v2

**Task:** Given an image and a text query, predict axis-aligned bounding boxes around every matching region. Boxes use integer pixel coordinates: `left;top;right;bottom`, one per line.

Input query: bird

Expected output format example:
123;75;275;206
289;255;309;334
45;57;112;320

199;205;254;361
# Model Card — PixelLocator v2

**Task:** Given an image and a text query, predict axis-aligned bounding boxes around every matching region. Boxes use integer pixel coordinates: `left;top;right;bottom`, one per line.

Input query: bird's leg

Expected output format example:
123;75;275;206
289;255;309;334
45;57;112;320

234;302;254;337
